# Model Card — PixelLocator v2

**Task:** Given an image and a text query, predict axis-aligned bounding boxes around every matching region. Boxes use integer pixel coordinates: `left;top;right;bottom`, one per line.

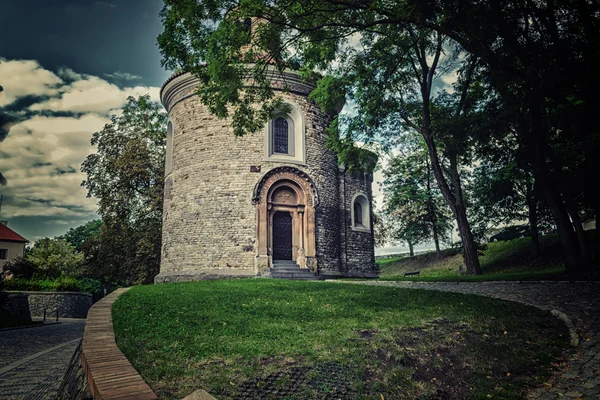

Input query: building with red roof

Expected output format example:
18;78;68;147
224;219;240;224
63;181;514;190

0;221;28;268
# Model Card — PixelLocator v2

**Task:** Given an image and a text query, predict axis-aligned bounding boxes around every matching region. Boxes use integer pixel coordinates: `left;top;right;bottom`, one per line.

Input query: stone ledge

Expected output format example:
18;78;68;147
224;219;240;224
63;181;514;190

154;270;256;284
82;287;158;400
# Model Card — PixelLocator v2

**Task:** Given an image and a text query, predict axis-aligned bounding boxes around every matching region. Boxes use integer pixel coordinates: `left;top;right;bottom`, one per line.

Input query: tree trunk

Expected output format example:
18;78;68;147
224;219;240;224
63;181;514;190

526;182;540;258
566;201;590;269
422;138;482;274
408;242;414;257
529;126;582;274
432;224;441;258
426;157;442;259
448;153;482;275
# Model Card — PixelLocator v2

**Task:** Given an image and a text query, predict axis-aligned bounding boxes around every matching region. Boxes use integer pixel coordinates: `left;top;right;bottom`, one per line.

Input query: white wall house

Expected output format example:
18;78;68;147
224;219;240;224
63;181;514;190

0;221;28;269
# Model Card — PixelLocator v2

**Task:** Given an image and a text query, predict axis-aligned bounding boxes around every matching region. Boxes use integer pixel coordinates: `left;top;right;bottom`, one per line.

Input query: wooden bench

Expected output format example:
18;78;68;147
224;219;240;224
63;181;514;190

403;271;421;277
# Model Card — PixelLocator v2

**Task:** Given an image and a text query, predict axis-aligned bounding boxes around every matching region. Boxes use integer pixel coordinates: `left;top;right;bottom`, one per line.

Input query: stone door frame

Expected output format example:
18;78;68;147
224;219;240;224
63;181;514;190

252;166;318;273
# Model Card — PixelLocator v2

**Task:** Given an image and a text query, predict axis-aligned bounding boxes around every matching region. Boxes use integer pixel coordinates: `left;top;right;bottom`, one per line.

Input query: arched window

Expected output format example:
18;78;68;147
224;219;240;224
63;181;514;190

351;193;370;232
265;102;304;164
273;117;289;154
354;202;363;225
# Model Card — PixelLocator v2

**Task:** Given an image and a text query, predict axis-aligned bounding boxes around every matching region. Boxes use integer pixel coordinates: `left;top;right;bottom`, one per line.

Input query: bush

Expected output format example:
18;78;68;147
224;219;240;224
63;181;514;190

27;238;84;278
79;277;104;300
4;276;82;292
2;256;36;279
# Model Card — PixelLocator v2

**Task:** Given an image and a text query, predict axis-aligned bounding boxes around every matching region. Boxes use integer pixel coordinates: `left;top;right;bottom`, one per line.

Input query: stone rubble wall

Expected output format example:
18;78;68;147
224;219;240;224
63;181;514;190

56;340;92;400
158;71;343;281
7;291;92;319
1;293;31;320
339;171;378;278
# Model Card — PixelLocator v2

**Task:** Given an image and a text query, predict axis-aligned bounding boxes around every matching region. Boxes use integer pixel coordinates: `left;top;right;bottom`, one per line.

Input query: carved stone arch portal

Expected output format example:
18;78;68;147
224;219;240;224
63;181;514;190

253;167;318;273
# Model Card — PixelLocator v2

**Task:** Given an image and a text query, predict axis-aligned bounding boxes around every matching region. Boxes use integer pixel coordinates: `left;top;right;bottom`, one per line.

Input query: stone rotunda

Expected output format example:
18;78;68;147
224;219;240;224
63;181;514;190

155;67;378;283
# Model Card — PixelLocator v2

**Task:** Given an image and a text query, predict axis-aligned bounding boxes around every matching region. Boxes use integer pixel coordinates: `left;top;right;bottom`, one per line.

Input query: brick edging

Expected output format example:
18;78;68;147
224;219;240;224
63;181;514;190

81;287;158;400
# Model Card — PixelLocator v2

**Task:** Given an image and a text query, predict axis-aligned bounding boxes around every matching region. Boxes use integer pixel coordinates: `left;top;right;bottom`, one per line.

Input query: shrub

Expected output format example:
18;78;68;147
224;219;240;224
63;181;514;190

2;256;36;279
4;276;82;292
79;277;104;300
27;238;84;278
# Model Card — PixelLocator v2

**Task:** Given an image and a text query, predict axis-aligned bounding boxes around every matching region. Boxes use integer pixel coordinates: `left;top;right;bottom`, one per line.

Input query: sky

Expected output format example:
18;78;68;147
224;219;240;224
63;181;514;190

0;0;170;242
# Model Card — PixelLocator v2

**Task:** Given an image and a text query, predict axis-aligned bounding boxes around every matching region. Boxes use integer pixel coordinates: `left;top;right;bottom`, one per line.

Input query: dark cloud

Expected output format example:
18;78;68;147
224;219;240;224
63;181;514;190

0;111;19;142
52;166;78;176
1;94;52;112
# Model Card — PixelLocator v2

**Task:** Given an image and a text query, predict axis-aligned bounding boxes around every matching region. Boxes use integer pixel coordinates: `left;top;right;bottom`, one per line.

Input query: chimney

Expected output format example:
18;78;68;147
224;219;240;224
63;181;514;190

0;221;7;226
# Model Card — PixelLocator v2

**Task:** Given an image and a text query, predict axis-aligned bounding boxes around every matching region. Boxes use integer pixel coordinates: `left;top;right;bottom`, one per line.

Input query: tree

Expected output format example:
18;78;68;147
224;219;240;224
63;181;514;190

372;211;389;249
81;95;166;285
59;219;102;252
26;238;84;278
408;0;600;273
383;134;452;257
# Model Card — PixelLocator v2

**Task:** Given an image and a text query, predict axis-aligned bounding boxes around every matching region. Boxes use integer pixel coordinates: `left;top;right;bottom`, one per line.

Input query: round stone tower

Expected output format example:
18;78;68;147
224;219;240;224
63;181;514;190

155;68;378;283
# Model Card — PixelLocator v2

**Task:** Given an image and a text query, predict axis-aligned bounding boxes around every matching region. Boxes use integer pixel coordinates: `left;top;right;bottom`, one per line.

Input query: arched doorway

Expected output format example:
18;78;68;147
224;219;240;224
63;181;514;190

252;167;318;273
272;211;293;260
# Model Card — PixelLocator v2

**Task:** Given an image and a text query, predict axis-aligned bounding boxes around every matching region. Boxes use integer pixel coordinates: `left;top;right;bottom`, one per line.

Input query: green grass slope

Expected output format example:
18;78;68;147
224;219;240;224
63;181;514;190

113;280;568;400
378;235;566;281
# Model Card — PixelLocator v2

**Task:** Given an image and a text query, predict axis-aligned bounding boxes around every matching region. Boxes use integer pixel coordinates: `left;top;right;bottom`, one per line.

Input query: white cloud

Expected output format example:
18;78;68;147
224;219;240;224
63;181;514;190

29;75;160;115
0;59;162;224
0;59;63;106
104;71;142;81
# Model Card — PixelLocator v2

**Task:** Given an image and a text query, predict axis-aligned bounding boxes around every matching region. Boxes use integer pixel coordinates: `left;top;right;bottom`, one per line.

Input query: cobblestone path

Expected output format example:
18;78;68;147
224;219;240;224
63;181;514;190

340;281;600;399
0;320;85;399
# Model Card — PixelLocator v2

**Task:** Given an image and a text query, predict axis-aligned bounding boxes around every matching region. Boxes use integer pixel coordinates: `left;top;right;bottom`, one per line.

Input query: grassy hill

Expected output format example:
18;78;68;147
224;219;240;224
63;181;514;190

378;235;568;281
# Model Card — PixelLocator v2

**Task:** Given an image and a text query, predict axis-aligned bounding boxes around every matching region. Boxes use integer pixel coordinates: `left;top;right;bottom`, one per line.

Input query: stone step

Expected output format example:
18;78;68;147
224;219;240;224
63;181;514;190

271;274;325;280
270;266;308;272
272;261;298;266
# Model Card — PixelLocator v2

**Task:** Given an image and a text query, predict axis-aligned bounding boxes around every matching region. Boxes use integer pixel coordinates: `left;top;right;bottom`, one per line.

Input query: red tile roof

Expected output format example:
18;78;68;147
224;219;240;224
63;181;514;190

0;224;28;243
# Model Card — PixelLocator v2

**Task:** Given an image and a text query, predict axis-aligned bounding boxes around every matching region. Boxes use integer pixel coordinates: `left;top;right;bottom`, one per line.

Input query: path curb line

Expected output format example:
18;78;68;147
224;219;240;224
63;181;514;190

0;321;61;332
550;309;580;347
0;338;81;377
82;287;158;400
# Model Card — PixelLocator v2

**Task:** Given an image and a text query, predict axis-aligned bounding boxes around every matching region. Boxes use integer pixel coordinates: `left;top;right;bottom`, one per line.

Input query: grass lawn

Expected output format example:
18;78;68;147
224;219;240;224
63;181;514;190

113;280;569;400
378;235;569;281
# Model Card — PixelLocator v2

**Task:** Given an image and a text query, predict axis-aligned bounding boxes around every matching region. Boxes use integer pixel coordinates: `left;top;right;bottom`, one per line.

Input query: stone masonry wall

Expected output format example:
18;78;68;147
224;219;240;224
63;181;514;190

339;171;378;278
1;293;31;321
7;291;93;319
157;71;341;282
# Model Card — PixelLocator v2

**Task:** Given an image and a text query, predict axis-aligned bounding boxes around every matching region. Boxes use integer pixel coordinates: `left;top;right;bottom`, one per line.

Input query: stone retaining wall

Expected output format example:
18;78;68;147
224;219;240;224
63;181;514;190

1;293;32;320
7;291;92;319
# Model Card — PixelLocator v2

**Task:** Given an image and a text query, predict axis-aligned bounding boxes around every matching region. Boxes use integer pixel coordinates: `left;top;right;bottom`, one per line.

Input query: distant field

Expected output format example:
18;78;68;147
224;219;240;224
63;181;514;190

378;235;567;281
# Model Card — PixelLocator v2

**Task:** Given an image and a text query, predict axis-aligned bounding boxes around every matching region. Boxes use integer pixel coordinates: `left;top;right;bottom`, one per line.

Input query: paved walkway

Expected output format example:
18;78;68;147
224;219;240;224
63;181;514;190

340;281;600;399
0;319;86;399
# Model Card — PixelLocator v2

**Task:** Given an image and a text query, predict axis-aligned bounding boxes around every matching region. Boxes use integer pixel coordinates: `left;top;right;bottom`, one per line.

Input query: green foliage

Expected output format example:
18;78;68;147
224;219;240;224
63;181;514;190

2;256;36;279
59;219;102;252
5;276;82;292
113;280;568;400
3;276;104;296
81;95;166;285
26;238;84;278
382;134;452;249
